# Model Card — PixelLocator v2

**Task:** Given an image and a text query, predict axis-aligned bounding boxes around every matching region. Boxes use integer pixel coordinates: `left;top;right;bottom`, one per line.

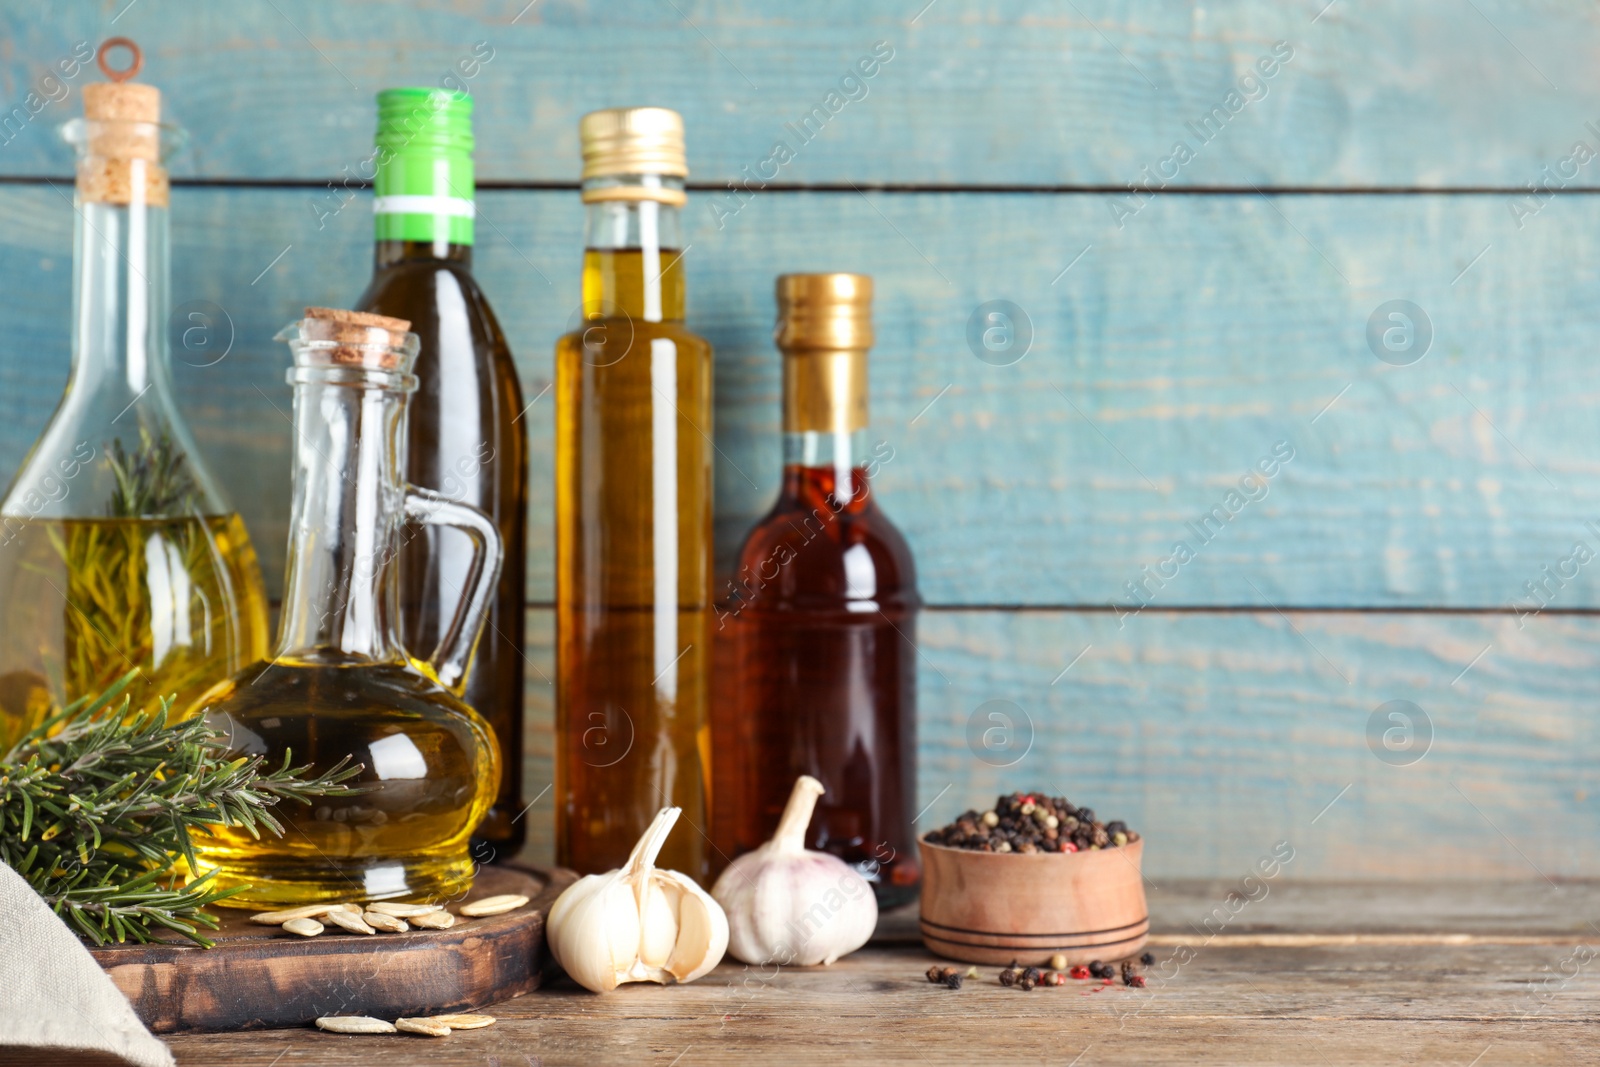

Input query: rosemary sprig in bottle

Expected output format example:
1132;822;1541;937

0;671;365;947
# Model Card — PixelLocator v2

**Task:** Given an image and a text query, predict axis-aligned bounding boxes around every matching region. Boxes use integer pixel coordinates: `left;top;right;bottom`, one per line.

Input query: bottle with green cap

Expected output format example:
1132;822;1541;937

355;87;528;856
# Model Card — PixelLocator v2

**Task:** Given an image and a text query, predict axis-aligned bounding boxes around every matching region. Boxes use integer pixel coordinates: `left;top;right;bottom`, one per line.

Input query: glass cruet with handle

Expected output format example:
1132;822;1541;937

192;307;504;906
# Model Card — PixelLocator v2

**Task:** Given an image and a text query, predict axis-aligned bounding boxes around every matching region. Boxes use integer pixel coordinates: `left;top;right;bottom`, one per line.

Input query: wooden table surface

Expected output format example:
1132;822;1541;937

163;881;1598;1065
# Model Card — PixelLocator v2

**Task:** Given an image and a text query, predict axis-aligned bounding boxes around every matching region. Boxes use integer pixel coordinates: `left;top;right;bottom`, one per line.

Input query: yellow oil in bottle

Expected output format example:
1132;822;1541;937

192;655;498;906
556;247;713;877
0;513;270;745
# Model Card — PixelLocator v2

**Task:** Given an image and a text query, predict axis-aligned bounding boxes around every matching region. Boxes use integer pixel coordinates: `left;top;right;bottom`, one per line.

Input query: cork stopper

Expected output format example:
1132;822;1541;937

76;40;167;207
300;307;414;370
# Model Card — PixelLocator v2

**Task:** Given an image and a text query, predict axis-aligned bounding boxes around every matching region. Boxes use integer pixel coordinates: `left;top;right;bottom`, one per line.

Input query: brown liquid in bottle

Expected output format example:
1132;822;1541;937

555;247;712;878
357;241;528;854
716;457;920;907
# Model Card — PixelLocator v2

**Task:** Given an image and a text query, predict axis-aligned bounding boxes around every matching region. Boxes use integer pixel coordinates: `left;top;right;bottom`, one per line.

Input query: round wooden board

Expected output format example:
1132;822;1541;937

89;865;577;1034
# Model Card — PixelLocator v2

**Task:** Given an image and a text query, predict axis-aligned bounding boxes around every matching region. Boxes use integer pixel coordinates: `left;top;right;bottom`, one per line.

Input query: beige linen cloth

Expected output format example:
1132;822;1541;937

0;861;173;1067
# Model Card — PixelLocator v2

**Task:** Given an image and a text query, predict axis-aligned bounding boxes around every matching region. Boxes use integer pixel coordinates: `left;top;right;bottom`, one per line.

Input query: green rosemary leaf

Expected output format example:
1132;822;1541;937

0;670;367;948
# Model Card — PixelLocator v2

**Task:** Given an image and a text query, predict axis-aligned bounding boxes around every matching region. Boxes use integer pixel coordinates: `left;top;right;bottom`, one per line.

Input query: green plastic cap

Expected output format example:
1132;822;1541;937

373;88;475;245
375;88;475;153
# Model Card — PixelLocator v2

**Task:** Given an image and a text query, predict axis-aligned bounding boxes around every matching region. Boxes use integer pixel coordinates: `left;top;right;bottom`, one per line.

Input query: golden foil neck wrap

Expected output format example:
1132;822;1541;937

579;106;688;181
776;274;873;434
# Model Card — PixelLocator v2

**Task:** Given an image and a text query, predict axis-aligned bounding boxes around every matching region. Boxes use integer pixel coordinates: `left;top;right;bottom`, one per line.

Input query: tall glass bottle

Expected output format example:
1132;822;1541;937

714;274;920;908
0;52;269;744
354;89;528;855
194;309;502;905
555;108;712;877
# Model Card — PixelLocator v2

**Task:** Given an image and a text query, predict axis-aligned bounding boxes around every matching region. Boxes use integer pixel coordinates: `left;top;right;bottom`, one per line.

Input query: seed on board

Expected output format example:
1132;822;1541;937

363;911;409;933
316;1016;396;1034
1049;953;1068;971
432;1013;496;1030
249;904;336;925
1141;952;1156;966
323;909;376;935
459;894;529;917
282;918;324;937
367;902;444;918
396;1017;452;1037
409;910;456;930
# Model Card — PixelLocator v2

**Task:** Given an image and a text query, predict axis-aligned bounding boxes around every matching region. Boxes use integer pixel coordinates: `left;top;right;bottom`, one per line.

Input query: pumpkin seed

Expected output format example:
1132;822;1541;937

459;894;529;917
315;1016;395;1034
395;1017;451;1037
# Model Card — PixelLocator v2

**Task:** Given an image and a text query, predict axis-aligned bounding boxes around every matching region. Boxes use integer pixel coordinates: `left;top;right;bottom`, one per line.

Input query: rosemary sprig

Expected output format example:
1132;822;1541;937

0;671;366;947
105;427;201;518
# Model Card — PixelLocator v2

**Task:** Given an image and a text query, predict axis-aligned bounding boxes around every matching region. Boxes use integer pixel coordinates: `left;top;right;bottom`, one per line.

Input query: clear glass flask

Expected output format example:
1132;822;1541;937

0;56;269;745
193;310;503;906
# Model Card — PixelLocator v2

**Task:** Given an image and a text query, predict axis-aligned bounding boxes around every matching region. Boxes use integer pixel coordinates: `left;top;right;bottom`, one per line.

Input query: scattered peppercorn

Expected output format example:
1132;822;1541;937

1126;974;1146;988
923;792;1139;854
1140;952;1155;966
944;971;964;990
1017;973;1038;991
926;965;945;983
999;961;1021;987
1049;953;1069;971
1069;964;1090;980
1088;960;1109;978
1022;966;1042;985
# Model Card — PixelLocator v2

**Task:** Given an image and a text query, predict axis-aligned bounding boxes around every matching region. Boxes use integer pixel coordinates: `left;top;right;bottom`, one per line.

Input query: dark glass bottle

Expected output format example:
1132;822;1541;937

715;273;920;908
355;88;528;854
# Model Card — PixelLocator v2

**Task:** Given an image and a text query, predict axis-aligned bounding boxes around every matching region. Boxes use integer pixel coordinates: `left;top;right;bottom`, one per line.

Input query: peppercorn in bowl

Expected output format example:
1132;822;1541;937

918;792;1148;966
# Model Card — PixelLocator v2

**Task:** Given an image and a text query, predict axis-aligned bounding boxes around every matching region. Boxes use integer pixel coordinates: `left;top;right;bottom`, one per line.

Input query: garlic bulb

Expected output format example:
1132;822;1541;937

546;807;729;993
712;775;878;966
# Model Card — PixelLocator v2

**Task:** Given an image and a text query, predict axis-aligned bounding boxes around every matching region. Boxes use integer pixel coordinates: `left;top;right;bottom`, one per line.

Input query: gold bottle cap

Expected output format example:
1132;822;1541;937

774;273;874;351
579;107;687;206
776;273;873;434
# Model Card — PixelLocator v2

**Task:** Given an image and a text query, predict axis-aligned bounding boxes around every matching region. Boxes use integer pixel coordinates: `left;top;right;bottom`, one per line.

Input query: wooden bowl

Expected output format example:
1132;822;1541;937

918;836;1148;965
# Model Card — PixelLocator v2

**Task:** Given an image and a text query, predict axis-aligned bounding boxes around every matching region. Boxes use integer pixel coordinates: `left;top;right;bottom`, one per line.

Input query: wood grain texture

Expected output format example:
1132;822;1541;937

3;186;1598;608
90;867;574;1034
1;2;1598;189
159;881;1600;1066
508;607;1600;879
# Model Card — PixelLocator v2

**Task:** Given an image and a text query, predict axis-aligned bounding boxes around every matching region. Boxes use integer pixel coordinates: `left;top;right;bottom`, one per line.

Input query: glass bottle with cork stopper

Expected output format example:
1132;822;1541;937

0;39;270;742
193;307;503;905
713;274;921;907
554;107;713;877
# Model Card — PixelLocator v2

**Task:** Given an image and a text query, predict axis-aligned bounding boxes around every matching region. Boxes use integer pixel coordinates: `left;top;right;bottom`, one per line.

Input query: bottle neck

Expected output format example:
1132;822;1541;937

275;376;410;663
581;175;685;323
782;428;873;507
373;239;472;269
70;195;175;405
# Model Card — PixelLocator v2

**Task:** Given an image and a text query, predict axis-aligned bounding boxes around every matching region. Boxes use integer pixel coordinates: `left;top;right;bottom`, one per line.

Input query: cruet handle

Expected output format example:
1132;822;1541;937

402;487;504;694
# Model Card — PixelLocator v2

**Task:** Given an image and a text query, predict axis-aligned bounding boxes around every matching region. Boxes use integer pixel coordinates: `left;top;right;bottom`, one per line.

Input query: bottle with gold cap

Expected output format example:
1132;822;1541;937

712;273;920;908
0;39;270;742
354;88;528;857
555;107;712;877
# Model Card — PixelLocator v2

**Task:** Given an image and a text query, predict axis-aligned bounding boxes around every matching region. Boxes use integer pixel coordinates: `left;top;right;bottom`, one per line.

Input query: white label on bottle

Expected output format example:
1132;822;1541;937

372;195;476;218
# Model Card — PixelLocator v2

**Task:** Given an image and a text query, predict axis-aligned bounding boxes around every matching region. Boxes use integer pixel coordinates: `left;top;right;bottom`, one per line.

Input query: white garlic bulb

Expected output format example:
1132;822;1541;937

546;806;729;993
712;775;878;966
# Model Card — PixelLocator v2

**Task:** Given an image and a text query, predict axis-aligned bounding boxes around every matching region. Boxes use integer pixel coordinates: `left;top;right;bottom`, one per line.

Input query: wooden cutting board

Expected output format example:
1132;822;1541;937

90;865;576;1034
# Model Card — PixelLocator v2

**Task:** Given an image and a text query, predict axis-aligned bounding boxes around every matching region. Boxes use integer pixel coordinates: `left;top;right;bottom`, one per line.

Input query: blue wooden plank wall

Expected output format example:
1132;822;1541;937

2;1;1597;878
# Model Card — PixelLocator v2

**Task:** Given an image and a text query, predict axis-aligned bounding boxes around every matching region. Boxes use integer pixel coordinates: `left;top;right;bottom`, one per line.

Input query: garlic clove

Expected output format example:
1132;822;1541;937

664;872;730;983
637;876;679;969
